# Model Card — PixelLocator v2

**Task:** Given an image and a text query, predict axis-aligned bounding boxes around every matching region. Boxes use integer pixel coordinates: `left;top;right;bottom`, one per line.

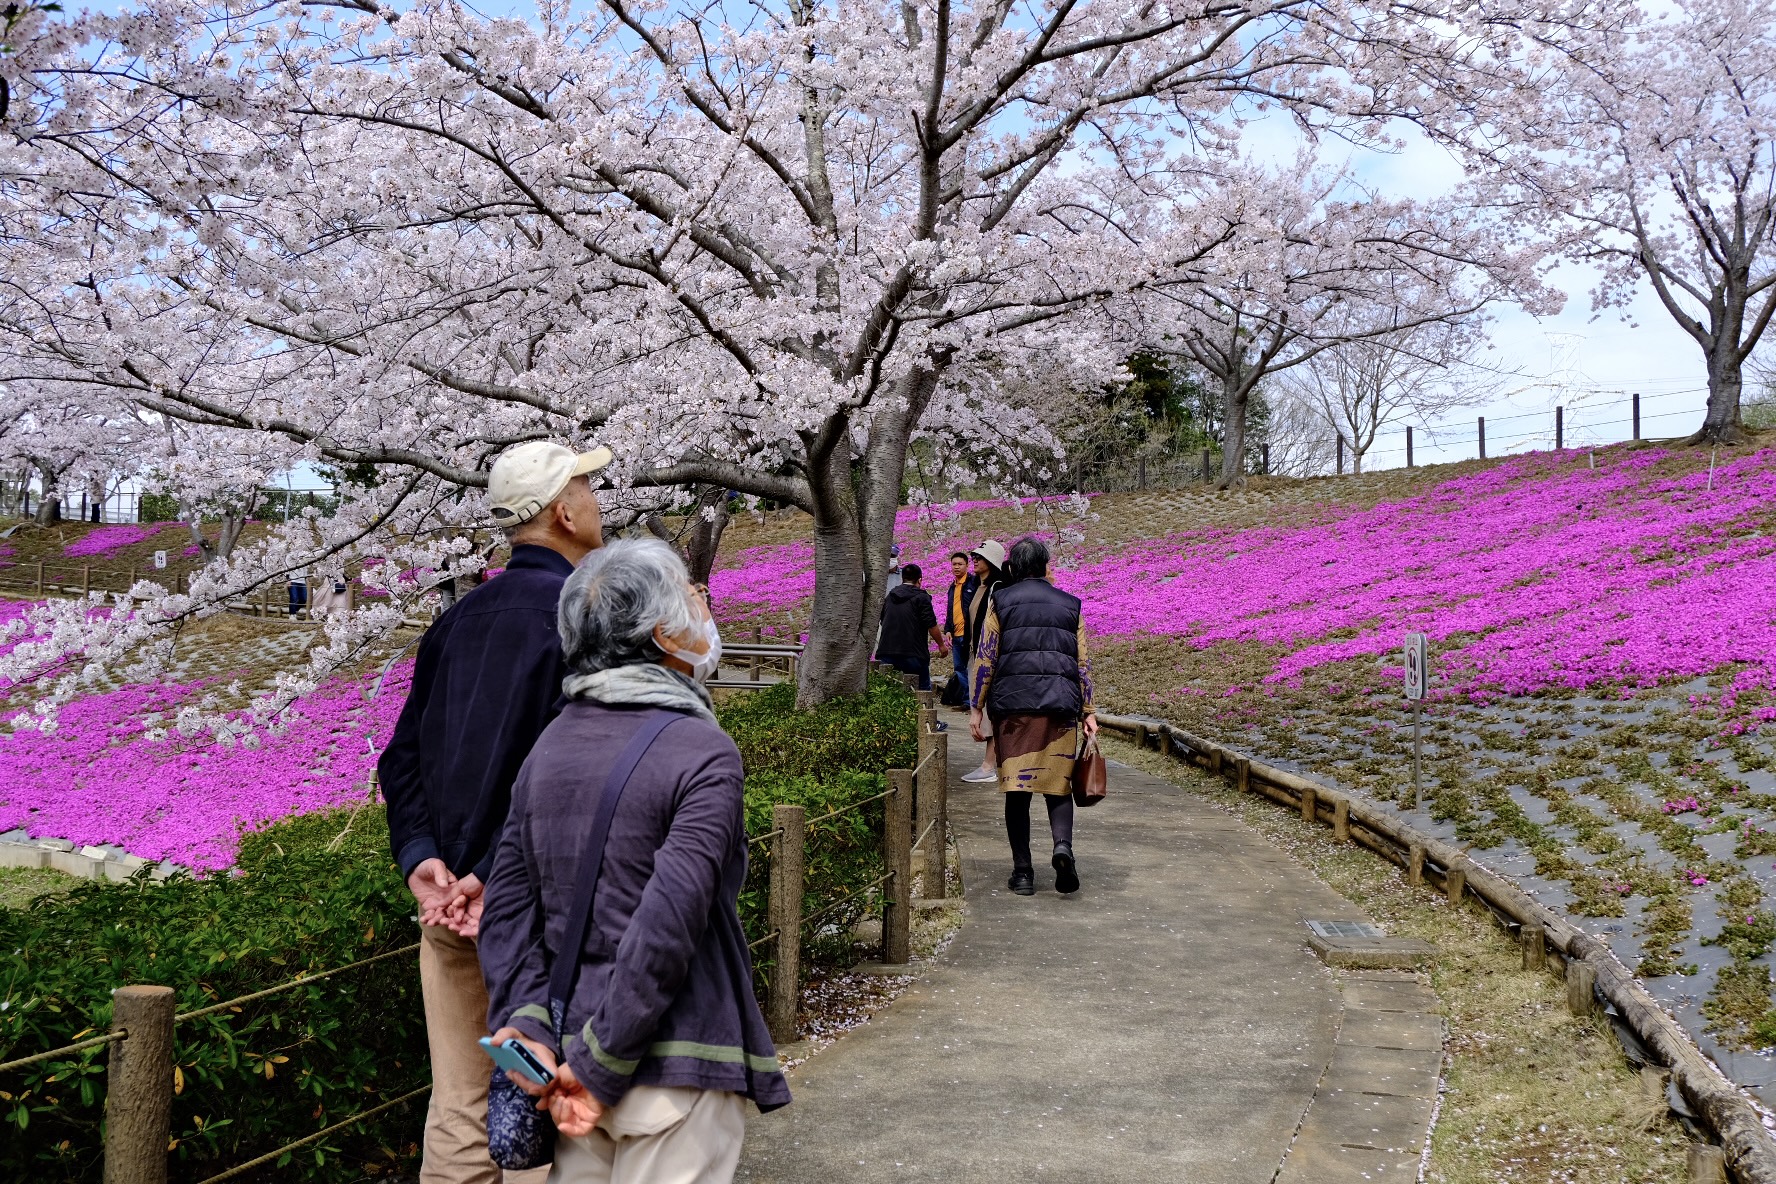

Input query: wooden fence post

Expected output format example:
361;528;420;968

34;560;44;596
1234;756;1250;795
1407;843;1426;887
1300;784;1317;826
104;984;175;1184
1567;959;1596;1017
82;565;91;595
1445;860;1467;905
768;805;806;1043
1332;796;1350;843
1688;1144;1728;1184
884;769;913;966
1521;923;1546;972
915;717;946;901
127;564;138;595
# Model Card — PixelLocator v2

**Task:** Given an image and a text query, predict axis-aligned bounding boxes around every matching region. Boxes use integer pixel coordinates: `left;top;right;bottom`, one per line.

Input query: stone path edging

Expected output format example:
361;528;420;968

0;831;177;882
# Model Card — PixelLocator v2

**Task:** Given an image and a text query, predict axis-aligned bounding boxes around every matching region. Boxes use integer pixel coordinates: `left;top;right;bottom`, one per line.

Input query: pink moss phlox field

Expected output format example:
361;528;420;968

0;635;411;870
712;450;1776;699
61;523;179;558
1060;449;1776;699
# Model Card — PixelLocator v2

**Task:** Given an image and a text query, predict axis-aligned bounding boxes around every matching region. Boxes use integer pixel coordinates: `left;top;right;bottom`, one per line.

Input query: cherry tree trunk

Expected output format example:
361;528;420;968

795;449;870;710
1218;373;1249;490
1692;346;1748;446
33;496;61;525
684;486;731;589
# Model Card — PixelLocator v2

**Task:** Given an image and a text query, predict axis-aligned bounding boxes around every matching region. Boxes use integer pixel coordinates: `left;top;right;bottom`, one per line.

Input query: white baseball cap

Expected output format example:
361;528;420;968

970;539;1007;568
487;441;613;526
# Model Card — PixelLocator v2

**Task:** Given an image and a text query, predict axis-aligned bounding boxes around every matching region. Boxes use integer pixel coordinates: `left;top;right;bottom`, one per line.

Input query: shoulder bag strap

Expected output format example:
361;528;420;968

547;709;682;1021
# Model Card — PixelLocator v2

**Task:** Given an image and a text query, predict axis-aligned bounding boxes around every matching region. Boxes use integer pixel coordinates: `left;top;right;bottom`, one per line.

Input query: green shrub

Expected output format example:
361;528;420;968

718;671;919;777
740;769;890;970
0;809;425;1184
724;674;919;973
137;491;181;523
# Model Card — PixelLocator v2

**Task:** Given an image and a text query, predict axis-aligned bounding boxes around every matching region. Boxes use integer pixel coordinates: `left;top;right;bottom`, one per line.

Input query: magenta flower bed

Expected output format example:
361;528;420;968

0;644;409;870
1054;449;1776;698
713;449;1776;700
61;524;175;558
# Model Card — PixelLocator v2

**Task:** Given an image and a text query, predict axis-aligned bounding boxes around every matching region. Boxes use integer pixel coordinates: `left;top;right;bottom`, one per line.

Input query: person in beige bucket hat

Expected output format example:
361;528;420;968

959;539;1007;783
380;439;610;1184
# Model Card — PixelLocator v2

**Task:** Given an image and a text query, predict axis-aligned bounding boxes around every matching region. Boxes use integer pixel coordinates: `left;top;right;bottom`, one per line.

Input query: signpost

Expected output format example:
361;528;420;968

1404;633;1428;807
152;550;167;571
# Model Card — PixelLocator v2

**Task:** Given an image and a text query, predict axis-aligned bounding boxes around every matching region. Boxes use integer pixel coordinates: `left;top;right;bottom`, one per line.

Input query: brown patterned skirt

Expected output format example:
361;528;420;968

994;713;1079;796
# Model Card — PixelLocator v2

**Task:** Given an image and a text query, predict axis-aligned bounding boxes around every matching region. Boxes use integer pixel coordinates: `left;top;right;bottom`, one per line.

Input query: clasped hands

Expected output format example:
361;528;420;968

487;1027;605;1137
407;858;484;938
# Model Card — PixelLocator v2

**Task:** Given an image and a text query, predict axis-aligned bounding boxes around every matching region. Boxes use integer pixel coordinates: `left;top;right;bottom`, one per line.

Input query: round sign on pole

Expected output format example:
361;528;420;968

1404;633;1428;701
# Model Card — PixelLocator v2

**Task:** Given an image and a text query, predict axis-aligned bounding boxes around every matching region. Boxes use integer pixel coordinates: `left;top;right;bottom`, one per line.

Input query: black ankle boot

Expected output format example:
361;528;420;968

1007;868;1035;895
1052;845;1079;894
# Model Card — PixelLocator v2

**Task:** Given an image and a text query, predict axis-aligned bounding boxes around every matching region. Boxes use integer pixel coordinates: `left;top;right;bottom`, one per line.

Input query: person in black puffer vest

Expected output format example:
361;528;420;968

968;536;1098;896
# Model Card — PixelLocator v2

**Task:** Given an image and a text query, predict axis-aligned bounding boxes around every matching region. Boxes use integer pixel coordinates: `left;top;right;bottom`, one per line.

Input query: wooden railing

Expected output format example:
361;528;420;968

710;635;802;688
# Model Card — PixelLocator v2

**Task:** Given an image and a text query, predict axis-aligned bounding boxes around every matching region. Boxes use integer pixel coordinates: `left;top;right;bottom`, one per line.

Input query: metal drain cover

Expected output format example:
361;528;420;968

1305;919;1386;939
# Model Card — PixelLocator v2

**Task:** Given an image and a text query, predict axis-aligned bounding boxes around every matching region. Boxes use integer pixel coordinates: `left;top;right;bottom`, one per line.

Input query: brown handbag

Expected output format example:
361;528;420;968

1072;735;1108;807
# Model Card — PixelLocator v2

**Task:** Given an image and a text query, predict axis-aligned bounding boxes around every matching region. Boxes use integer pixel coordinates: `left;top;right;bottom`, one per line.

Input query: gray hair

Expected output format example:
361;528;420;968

1007;535;1049;581
558;538;702;674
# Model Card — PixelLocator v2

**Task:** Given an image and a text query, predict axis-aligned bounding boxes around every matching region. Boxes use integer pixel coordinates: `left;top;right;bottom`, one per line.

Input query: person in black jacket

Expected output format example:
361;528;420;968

379;439;609;1184
875;563;949;689
970;536;1098;896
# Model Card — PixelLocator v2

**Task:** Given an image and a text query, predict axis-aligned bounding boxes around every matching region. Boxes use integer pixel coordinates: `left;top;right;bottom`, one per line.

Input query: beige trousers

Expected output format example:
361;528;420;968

548;1087;746;1184
418;923;549;1184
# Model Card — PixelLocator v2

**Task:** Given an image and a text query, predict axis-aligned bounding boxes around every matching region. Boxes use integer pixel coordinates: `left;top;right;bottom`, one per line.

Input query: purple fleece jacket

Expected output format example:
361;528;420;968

479;699;790;1112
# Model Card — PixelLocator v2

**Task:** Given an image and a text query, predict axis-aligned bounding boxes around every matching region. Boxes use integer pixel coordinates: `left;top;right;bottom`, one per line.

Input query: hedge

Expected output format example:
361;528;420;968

1;671;918;1183
0;810;425;1183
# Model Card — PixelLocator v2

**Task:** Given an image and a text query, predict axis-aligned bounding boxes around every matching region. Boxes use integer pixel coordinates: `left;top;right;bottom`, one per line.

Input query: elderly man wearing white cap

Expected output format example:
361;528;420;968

379;440;610;1184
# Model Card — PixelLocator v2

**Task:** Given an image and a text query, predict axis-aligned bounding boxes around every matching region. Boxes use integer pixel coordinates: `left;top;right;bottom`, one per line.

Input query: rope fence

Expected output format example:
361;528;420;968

0;1030;126;1074
797;872;897;932
189;1086;432;1184
174;942;421;1024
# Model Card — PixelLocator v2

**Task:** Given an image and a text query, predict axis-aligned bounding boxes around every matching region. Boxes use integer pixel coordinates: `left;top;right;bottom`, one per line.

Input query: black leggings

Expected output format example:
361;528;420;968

1005;791;1074;871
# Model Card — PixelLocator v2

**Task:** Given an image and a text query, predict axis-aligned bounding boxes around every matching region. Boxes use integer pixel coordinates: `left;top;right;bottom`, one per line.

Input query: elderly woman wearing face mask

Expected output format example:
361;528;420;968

478;538;789;1184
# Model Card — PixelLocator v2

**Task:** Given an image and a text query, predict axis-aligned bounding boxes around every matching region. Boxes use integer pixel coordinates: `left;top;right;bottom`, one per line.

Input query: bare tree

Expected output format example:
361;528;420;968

1270;316;1503;474
1263;385;1340;477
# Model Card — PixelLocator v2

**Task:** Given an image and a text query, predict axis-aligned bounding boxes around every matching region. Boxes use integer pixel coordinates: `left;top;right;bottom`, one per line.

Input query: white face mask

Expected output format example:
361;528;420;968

663;616;722;683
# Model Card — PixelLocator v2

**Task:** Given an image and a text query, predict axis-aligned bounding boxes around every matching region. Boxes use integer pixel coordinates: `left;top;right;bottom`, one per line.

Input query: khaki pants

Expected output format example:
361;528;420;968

419;924;549;1184
549;1087;745;1184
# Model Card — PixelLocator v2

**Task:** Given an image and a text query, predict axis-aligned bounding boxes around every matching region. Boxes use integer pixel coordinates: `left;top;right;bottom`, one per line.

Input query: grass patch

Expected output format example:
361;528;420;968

1100;734;1689;1184
0;866;76;910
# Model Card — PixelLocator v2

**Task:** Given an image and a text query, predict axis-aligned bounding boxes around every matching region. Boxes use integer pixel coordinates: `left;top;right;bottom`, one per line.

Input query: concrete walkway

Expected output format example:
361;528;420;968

737;727;1423;1183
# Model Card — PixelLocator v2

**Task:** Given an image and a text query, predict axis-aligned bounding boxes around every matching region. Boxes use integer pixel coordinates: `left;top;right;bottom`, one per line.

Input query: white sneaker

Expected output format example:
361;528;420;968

960;767;998;783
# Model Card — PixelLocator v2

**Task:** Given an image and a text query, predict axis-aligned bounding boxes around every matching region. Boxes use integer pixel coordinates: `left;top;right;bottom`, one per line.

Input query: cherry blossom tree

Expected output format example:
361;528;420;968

1453;0;1776;444
1137;159;1550;488
0;0;1583;708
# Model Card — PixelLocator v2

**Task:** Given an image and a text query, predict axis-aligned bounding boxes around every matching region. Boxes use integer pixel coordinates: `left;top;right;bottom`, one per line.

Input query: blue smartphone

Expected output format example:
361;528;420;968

478;1036;555;1086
